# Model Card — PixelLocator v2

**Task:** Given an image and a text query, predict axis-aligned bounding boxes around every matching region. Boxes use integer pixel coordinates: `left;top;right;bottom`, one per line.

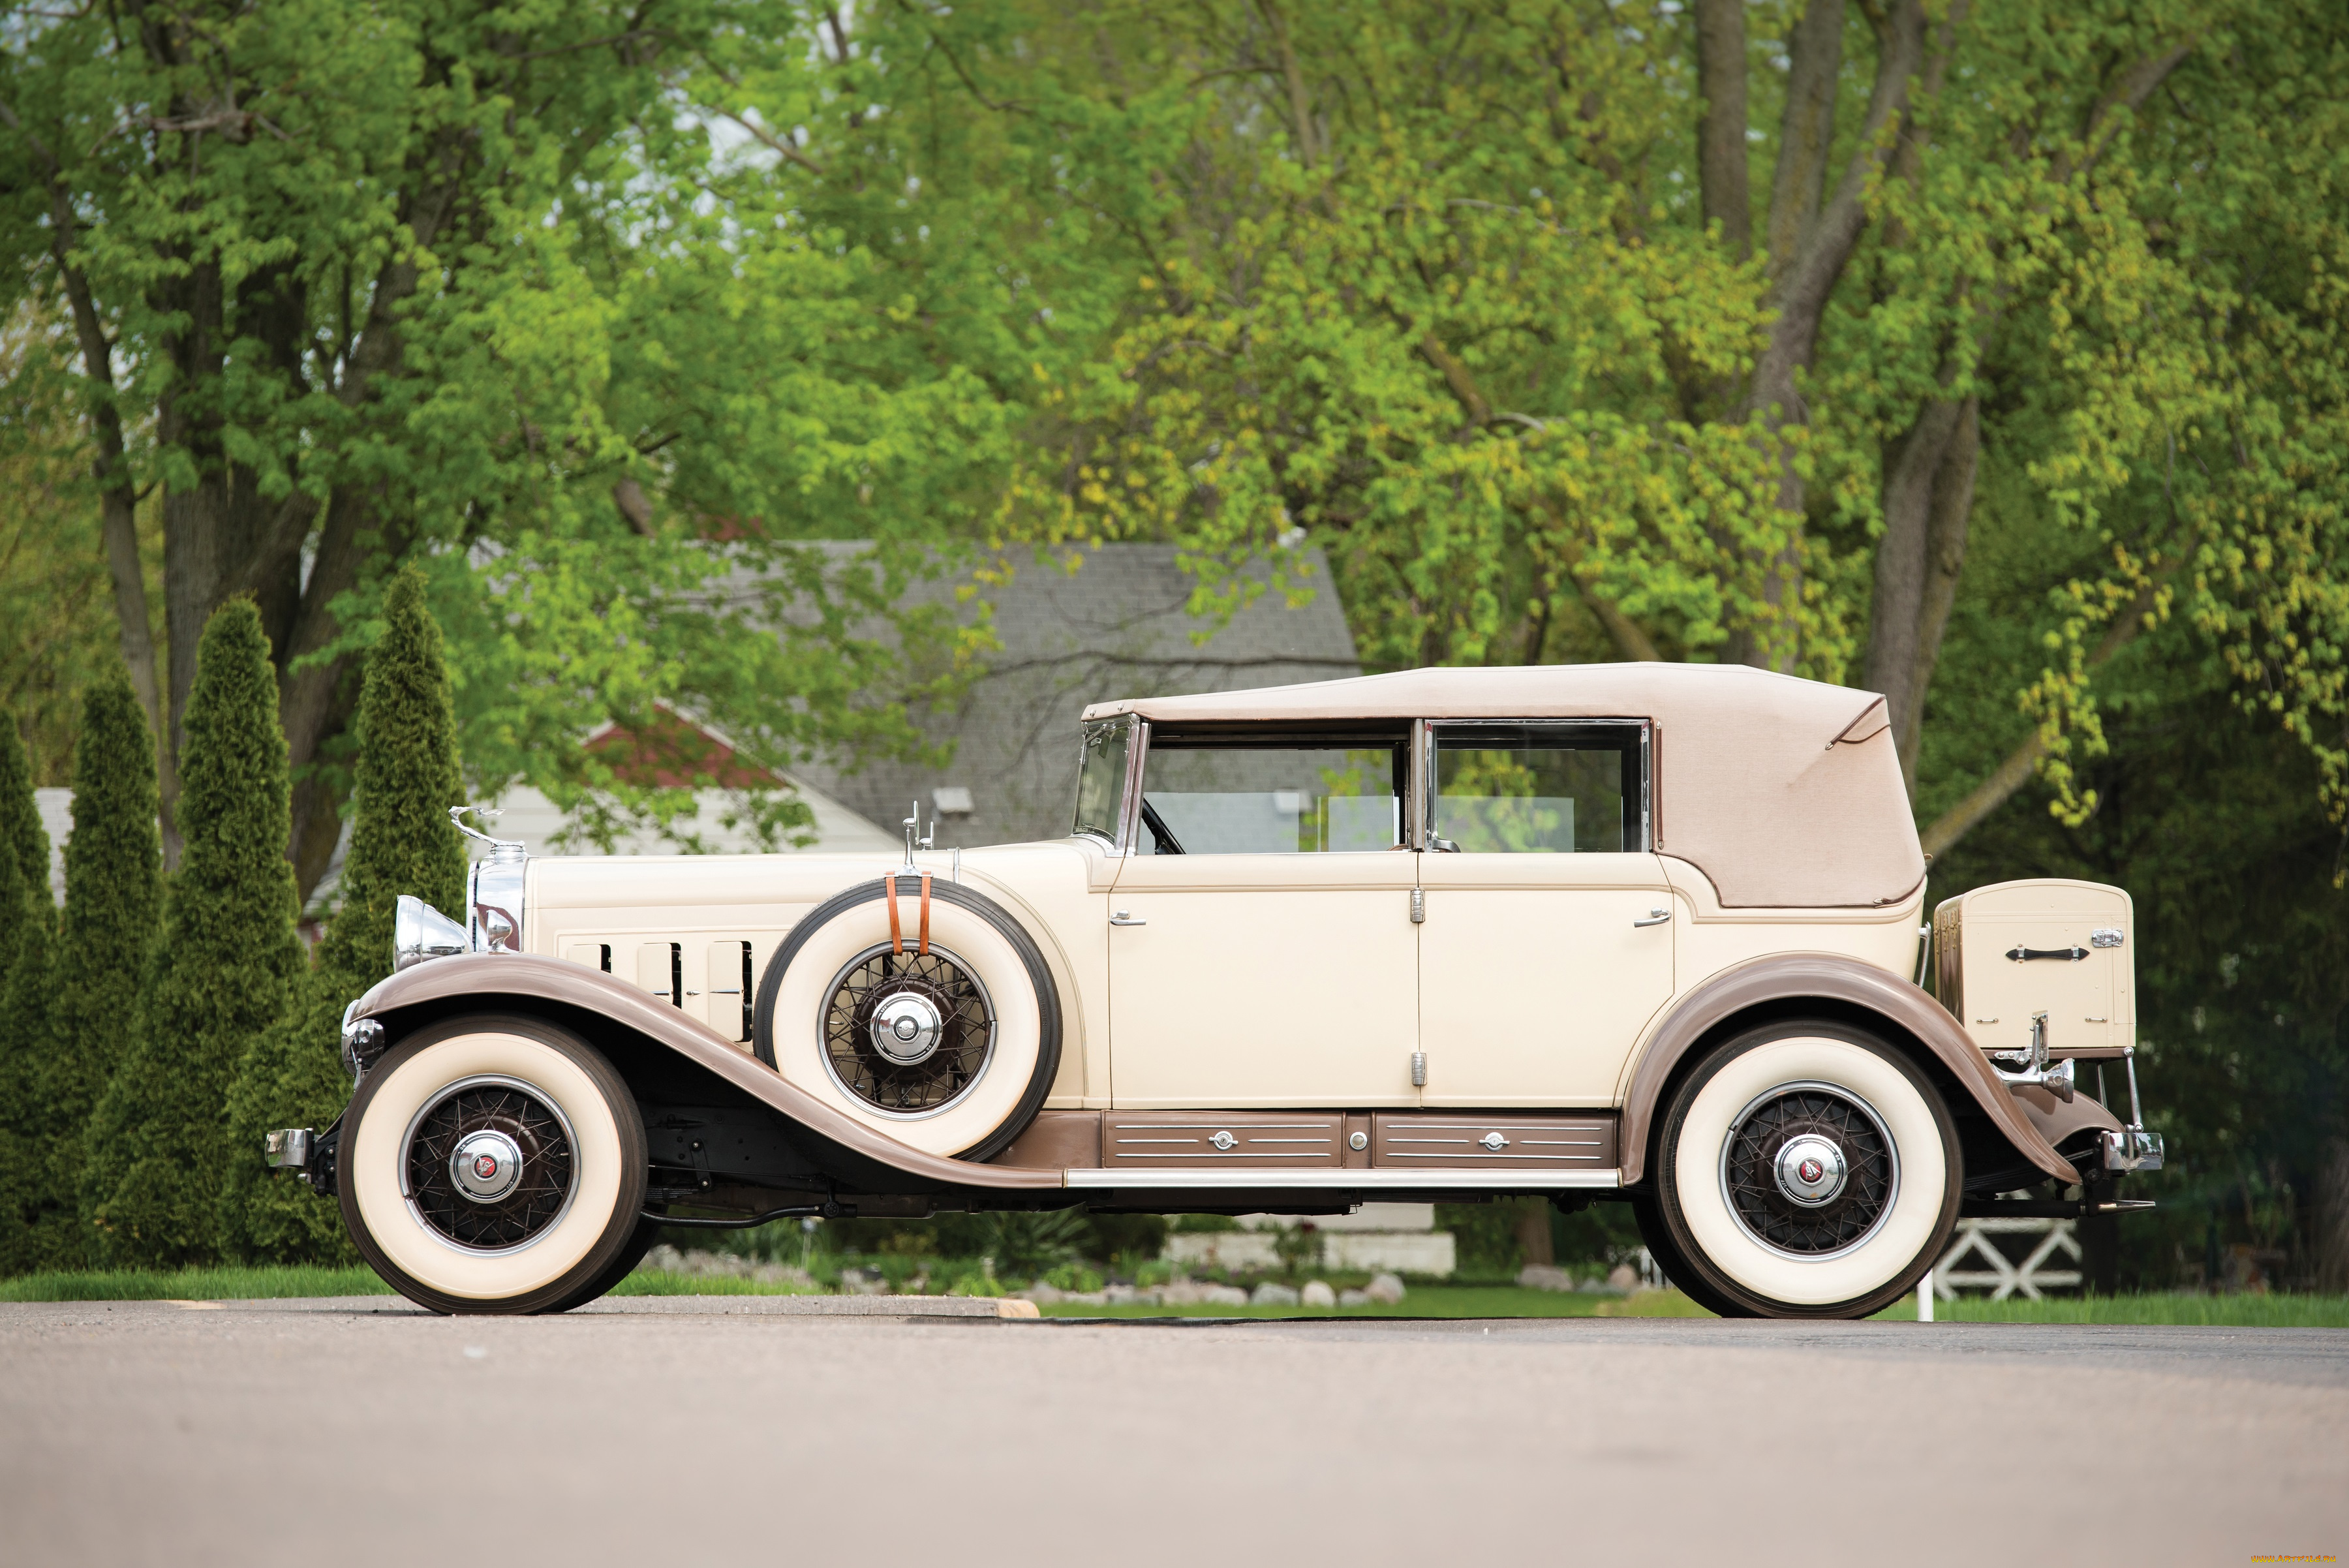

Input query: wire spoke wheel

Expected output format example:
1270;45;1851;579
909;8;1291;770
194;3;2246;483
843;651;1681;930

1718;1081;1898;1259
821;944;996;1116
403;1076;576;1252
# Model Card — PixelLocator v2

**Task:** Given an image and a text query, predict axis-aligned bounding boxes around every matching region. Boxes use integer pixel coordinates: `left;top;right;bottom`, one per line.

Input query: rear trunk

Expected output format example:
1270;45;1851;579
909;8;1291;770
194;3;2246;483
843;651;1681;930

1934;878;2134;1060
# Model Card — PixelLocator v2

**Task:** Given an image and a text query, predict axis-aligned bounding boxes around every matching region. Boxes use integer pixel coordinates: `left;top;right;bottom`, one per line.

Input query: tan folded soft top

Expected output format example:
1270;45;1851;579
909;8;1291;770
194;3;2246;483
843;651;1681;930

1083;663;1924;910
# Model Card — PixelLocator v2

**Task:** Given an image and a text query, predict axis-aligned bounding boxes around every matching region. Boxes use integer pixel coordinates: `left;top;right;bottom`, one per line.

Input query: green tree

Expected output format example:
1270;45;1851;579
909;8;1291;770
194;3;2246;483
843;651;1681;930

0;1;1026;891
222;570;464;1261
81;602;301;1268
23;675;163;1271
0;711;54;1272
968;0;2342;847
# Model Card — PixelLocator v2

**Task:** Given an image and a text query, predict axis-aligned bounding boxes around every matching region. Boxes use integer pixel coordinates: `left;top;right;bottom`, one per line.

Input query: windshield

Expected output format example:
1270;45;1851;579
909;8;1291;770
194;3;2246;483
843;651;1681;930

1072;720;1133;842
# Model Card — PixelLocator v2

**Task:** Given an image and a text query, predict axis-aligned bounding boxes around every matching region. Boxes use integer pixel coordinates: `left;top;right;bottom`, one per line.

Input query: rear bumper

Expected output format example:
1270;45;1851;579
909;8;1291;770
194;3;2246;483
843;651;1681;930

2098;1125;2164;1173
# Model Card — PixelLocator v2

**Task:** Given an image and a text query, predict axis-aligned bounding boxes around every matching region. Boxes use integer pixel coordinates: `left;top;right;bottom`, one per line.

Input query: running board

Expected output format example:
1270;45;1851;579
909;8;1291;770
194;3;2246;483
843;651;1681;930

1062;1167;1622;1191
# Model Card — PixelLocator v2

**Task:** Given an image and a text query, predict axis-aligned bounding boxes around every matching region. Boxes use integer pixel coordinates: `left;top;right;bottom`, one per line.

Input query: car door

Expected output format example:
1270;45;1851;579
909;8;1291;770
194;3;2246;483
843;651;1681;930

1415;719;1675;1106
1107;724;1420;1108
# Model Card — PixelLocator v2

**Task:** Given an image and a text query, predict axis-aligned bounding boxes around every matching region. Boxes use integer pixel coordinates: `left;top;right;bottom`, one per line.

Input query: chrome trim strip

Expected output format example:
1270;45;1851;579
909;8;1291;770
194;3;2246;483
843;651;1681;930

1109;1122;1337;1130
1378;1153;1605;1162
1063;1167;1622;1190
1109;1152;1340;1160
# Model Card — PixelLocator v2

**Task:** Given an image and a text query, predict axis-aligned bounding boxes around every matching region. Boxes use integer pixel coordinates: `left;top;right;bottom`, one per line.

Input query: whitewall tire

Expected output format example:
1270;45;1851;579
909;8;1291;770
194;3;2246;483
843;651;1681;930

755;876;1061;1162
340;1015;649;1315
1650;1022;1960;1319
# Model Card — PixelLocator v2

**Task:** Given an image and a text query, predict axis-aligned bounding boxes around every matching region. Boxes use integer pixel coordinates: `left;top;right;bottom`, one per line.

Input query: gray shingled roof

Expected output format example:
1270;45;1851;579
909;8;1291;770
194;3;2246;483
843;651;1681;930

791;544;1361;849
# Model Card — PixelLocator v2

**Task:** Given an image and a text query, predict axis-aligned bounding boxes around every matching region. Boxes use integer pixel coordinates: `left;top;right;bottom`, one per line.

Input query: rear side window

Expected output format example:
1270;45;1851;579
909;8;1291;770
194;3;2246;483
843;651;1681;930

1072;719;1133;843
1139;731;1407;854
1430;724;1643;852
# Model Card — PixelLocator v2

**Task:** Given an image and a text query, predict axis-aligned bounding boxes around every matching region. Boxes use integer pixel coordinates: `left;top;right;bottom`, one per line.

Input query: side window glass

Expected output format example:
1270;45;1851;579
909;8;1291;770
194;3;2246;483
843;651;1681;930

1072;720;1132;843
1139;733;1405;854
1431;725;1640;852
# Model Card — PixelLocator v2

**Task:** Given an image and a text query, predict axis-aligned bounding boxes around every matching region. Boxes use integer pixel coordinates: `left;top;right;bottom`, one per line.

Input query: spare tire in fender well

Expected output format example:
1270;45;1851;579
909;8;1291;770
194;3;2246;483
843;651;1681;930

751;874;1065;1165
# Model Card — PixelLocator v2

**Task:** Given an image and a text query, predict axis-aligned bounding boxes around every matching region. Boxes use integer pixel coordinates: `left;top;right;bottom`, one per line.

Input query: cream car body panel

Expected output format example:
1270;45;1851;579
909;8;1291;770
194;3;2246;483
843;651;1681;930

1417;852;1675;1107
522;844;1110;1108
1107;850;1420;1107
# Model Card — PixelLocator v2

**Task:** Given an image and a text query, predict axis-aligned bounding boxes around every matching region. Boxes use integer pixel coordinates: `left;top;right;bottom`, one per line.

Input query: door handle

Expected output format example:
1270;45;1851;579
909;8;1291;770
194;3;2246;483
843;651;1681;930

1111;910;1147;927
1633;907;1670;927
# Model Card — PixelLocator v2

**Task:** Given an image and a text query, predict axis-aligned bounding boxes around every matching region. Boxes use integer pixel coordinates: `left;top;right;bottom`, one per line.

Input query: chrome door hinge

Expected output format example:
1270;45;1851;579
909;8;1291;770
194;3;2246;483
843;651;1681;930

1409;889;1425;923
1411;1051;1427;1087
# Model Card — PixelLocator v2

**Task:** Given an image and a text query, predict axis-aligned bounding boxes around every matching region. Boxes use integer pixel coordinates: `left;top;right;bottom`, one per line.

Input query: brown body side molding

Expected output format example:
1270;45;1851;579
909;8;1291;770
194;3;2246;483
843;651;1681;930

349;953;1062;1193
1618;953;2080;1188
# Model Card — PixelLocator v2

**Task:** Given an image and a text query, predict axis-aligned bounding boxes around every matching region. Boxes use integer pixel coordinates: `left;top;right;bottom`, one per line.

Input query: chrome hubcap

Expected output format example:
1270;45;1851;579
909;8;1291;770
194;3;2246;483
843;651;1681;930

1773;1133;1847;1207
868;991;945;1066
450;1128;525;1204
1719;1080;1899;1259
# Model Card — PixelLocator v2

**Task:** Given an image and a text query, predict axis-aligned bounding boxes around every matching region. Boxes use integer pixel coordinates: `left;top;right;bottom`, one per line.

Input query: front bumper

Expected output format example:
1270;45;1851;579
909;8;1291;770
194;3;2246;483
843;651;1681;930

263;1121;340;1196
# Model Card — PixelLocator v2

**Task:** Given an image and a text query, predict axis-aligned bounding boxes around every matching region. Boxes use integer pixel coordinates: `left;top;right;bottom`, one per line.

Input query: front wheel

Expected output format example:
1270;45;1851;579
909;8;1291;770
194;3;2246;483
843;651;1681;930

1647;1022;1961;1319
339;1015;649;1315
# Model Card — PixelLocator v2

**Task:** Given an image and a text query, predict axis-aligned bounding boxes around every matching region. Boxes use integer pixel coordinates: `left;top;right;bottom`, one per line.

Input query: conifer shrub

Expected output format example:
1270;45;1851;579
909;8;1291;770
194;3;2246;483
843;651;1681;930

82;602;303;1268
0;712;55;1274
222;569;465;1261
26;677;163;1270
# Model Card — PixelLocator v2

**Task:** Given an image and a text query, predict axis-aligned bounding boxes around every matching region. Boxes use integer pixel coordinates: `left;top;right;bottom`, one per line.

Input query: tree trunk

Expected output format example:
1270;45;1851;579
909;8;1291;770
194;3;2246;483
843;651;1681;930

1761;0;1845;281
1693;0;1751;255
2315;1135;2349;1294
1729;0;1928;672
1864;395;1978;794
24;138;176;837
1514;1199;1555;1270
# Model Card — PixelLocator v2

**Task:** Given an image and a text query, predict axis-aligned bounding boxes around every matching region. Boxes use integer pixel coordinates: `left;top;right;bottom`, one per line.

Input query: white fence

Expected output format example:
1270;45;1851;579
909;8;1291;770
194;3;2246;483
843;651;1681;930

1931;1217;2082;1301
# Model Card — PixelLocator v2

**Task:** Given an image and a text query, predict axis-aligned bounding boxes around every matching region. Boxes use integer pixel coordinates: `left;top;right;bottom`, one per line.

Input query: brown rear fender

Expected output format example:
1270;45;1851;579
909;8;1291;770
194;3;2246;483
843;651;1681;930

346;953;1062;1194
1620;954;2079;1188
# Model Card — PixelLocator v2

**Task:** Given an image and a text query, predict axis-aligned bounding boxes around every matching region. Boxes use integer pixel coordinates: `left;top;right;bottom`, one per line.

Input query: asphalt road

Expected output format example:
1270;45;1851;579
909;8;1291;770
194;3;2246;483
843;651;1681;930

3;1297;2342;1567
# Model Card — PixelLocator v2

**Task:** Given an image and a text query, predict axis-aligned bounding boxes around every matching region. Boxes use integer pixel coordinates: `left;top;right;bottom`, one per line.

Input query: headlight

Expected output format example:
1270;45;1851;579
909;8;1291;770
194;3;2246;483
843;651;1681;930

394;894;469;971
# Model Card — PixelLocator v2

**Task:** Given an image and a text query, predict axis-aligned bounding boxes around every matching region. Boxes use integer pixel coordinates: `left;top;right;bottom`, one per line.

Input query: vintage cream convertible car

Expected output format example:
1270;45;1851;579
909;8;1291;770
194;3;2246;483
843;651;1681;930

268;664;2162;1317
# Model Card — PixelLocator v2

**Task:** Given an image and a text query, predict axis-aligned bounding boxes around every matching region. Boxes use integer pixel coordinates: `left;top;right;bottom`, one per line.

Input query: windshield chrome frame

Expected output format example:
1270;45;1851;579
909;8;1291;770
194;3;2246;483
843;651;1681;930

1071;713;1145;854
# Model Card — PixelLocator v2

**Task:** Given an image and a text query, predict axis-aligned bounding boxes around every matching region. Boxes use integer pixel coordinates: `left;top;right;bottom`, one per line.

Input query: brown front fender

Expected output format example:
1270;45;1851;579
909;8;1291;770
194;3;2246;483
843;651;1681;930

347;953;1063;1193
1619;954;2080;1188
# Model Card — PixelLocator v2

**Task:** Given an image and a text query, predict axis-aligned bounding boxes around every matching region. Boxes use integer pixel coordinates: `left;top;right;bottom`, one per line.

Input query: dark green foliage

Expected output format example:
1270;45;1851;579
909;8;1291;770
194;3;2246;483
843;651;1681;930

1924;459;2349;1289
23;677;164;1271
1438;1199;1648;1281
221;570;465;1261
82;603;303;1268
0;713;55;1272
1935;690;2349;1290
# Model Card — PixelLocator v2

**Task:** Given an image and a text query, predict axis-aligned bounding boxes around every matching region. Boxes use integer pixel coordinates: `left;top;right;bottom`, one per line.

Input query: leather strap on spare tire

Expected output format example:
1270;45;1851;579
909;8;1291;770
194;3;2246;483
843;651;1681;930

751;873;1062;1164
883;873;934;956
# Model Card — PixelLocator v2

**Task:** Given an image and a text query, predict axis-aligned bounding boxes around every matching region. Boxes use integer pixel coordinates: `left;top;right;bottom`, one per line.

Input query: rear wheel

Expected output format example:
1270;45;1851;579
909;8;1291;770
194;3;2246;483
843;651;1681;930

339;1015;649;1315
1649;1021;1960;1319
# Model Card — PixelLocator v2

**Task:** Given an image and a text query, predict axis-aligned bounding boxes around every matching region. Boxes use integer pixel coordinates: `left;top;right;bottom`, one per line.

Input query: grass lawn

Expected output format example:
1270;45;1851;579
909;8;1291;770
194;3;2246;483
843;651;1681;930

1869;1291;2349;1328
0;1265;391;1302
3;1267;2345;1327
